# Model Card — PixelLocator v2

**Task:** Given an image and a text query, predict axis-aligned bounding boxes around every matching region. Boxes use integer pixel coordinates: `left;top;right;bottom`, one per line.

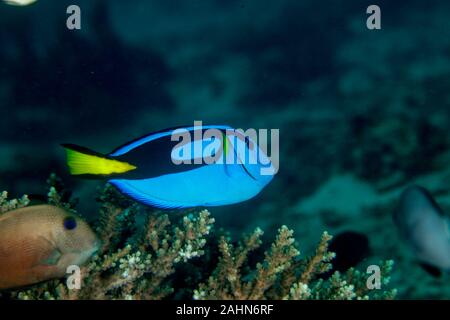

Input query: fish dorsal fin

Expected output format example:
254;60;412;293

109;125;233;157
409;185;448;218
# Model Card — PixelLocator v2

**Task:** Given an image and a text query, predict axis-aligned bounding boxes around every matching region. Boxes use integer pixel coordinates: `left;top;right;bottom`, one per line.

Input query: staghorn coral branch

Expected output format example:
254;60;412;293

195;227;395;301
247;226;299;299
0;191;29;214
7;177;396;300
299;231;335;285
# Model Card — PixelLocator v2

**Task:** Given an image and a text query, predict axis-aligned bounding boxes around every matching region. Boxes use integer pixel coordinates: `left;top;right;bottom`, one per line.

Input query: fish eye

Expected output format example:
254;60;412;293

63;216;77;230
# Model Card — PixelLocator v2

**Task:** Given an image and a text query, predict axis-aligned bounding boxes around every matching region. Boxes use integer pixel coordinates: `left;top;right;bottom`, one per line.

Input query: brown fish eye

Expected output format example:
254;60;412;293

63;217;77;230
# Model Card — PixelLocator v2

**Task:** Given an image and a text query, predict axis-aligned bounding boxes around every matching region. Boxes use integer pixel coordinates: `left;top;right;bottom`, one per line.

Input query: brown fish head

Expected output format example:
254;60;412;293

49;210;101;268
0;205;101;290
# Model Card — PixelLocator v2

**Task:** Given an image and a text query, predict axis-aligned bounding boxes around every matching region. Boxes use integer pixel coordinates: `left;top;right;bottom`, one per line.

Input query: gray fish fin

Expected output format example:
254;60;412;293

419;262;442;278
41;248;63;266
418;185;446;217
35;235;62;266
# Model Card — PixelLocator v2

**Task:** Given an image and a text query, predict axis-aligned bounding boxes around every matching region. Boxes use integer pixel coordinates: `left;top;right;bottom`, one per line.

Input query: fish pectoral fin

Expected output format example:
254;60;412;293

419;262;442;278
33;236;62;266
41;249;63;266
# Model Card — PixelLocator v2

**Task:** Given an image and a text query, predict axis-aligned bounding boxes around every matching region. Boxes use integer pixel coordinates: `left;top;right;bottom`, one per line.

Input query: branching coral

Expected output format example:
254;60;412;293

194;228;396;300
68;209;214;300
13;183;214;300
194;226;299;300
46;173;78;211
1;175;396;300
0;191;29;214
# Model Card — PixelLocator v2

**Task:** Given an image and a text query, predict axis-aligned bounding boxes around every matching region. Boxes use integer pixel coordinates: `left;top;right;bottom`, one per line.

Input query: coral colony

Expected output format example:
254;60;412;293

0;175;396;300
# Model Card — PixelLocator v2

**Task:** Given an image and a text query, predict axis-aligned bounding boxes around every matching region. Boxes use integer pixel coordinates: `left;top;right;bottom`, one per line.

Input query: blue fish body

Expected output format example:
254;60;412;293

63;125;275;209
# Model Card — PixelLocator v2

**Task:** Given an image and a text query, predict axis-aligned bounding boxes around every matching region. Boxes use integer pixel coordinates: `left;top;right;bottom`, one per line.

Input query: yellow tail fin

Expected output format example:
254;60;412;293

62;144;137;176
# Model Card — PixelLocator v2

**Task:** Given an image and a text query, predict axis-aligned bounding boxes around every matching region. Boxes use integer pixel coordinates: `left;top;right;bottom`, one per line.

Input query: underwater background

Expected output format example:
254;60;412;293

1;0;450;299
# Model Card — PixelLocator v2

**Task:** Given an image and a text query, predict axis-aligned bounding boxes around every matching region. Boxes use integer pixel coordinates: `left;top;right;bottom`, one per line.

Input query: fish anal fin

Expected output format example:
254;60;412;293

109;179;190;210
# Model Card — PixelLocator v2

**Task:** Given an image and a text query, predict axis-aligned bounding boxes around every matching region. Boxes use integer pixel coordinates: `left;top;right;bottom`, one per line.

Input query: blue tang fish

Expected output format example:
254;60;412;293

62;125;275;209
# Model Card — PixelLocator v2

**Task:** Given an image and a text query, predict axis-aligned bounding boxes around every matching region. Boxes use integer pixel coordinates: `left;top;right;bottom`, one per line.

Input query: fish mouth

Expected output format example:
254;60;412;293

76;238;102;260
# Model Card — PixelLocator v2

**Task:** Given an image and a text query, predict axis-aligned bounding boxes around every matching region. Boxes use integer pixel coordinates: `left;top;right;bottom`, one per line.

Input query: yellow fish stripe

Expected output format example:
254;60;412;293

223;133;229;157
64;146;136;176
